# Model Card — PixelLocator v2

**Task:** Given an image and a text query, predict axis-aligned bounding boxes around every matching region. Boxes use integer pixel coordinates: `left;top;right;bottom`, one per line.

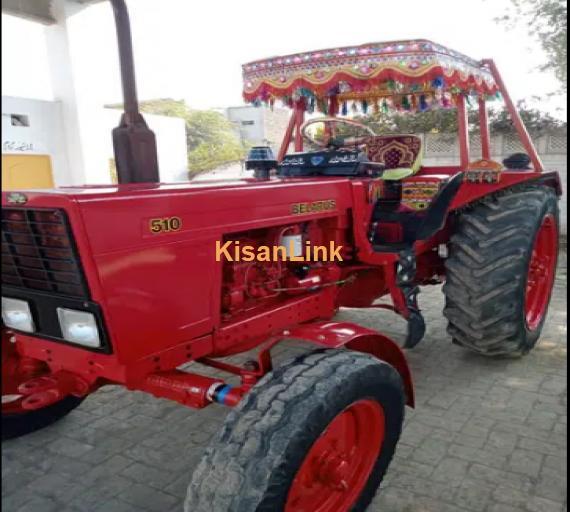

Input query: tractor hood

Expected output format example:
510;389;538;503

2;177;353;256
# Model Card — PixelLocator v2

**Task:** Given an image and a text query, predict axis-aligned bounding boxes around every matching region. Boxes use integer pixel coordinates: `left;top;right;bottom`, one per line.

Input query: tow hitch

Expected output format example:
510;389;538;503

18;371;92;410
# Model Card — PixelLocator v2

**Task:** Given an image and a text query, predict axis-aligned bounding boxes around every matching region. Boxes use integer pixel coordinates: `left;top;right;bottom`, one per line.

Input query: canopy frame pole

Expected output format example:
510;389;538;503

294;100;306;153
482;59;543;172
278;111;297;162
456;94;470;169
324;97;338;144
478;96;492;160
278;100;305;161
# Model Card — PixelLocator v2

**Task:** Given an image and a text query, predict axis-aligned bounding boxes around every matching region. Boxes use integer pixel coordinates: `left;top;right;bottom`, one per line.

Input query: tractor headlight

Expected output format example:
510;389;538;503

57;308;101;348
2;298;35;333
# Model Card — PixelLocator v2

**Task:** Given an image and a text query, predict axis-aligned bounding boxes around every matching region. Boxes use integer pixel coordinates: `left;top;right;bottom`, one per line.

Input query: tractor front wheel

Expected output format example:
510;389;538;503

443;186;559;357
2;329;84;440
185;349;405;512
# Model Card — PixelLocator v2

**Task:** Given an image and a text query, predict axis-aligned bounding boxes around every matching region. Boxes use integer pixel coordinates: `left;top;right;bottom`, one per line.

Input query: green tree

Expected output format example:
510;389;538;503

496;0;567;90
487;100;567;135
361;108;462;134
359;101;566;135
134;98;247;177
137;98;187;118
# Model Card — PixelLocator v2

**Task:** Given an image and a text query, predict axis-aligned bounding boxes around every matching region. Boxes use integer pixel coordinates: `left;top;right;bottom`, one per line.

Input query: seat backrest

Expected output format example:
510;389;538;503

365;135;423;172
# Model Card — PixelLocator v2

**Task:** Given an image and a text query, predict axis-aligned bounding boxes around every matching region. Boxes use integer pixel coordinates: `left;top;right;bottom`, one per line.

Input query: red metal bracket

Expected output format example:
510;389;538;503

18;371;93;410
478;96;492;160
200;335;283;394
457;94;470;169
481;59;544;172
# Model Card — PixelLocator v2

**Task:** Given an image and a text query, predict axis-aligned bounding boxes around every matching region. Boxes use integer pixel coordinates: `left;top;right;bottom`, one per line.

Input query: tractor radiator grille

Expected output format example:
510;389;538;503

2;208;89;298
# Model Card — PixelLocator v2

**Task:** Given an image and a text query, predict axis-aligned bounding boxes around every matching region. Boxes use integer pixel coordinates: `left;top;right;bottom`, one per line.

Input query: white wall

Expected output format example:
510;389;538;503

101;110;189;183
2;95;72;185
2;95;188;185
226;106;265;144
226;105;291;155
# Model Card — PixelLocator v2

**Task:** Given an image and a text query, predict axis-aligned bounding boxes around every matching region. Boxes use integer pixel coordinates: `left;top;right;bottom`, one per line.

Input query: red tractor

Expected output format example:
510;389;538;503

1;2;561;511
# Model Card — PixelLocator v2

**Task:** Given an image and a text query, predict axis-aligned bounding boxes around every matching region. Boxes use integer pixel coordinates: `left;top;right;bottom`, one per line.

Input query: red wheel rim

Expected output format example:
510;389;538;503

285;399;385;512
525;214;558;331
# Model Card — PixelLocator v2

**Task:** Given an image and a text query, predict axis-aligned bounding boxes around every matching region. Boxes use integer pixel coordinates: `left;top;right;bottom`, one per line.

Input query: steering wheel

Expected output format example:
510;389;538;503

300;117;376;149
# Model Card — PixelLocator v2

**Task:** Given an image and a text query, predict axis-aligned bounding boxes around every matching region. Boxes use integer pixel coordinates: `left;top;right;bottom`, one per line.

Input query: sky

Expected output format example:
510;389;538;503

1;0;566;119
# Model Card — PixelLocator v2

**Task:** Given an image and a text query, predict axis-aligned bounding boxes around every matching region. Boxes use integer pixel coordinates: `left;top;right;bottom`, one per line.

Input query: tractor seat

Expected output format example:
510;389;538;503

372;172;464;252
365;135;423;181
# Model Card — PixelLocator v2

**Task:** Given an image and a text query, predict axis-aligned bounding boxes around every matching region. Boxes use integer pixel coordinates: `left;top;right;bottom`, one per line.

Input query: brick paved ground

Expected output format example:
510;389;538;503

2;252;567;512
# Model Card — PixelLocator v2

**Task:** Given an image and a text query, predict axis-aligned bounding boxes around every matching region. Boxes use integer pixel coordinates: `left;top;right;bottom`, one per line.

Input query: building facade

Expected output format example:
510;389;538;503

225;105;290;154
2;95;188;189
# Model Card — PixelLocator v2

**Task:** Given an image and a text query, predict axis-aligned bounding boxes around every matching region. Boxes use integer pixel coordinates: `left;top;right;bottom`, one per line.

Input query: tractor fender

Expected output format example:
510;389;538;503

287;321;415;407
415;171;464;241
536;171;563;196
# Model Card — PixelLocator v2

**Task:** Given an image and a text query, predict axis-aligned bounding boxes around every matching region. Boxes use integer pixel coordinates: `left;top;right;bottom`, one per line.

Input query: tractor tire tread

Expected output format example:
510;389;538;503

443;185;559;357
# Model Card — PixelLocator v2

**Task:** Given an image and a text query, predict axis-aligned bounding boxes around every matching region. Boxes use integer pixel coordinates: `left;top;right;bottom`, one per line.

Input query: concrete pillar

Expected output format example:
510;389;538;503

44;0;110;185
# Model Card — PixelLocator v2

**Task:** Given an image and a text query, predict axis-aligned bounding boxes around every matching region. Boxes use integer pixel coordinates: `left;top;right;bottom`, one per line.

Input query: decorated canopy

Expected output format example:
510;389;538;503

242;39;499;114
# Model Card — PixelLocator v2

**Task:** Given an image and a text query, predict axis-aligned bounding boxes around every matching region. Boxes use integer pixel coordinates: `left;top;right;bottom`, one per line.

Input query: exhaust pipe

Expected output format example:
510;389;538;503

110;0;160;184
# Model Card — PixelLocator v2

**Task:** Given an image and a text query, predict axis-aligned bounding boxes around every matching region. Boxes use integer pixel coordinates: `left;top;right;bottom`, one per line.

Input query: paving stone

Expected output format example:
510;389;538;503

527;496;565;512
90;499;142;512
508;449;544;478
468;464;507;486
21;473;88;504
33;454;94;482
455;433;487;449
485;430;519;456
534;466;568;503
46;438;94;458
451;479;494;512
431;457;469;487
411;438;449;466
2;489;35;512
492;484;529;508
81;455;135;486
2;467;44;497
120;462;177;489
448;444;507;469
519;436;567;457
488;504;523;512
427;391;459;409
163;473;193;499
117;483;179;511
540;376;567;396
16;496;60;512
65;475;134;511
544;454;568;475
526;410;560;431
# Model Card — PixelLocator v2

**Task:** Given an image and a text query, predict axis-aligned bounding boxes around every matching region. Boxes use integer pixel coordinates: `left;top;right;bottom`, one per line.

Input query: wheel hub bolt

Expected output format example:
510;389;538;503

317;451;350;491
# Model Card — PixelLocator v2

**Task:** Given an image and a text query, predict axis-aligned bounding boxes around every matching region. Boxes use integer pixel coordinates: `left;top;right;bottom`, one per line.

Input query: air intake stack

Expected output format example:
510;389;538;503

110;0;160;184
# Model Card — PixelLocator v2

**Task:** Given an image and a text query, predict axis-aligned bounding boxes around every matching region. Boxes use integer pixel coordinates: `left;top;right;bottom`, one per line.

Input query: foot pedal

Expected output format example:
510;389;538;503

397;249;426;348
405;310;426;348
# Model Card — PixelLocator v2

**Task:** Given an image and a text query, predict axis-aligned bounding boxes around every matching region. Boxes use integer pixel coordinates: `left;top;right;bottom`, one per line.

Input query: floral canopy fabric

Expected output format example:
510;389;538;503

242;39;499;114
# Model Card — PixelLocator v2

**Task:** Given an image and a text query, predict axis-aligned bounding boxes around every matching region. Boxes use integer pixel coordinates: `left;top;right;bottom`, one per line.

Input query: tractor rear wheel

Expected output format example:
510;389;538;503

185;349;405;512
443;186;559;357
